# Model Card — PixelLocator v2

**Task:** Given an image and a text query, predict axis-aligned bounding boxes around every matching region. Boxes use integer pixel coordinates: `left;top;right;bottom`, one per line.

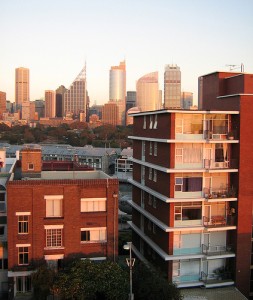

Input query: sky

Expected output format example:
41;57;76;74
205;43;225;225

0;0;253;106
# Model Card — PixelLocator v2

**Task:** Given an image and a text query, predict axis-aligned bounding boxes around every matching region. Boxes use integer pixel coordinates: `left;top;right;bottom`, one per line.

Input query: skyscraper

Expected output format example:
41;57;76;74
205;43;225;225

102;102;119;126
164;64;181;108
181;91;193;109
109;61;126;125
126;91;136;112
56;85;67;118
15;67;29;107
0;91;6;120
64;66;87;119
45;90;56;118
136;72;160;112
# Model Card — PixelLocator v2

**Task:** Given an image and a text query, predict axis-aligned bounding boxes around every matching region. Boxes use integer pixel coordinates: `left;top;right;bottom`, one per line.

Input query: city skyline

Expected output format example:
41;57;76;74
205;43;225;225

0;0;253;105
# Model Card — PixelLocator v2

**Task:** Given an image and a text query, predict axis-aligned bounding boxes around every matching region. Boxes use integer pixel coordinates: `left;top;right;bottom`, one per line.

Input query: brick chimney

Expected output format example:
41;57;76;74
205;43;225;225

21;148;42;178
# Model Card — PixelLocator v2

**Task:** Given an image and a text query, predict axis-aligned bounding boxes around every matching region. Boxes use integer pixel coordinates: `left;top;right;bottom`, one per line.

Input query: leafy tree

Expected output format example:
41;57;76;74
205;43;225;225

133;261;182;300
31;264;56;300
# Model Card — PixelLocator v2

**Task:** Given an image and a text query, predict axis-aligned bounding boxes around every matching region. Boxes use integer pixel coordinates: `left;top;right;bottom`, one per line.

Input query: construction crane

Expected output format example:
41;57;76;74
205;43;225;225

225;63;244;72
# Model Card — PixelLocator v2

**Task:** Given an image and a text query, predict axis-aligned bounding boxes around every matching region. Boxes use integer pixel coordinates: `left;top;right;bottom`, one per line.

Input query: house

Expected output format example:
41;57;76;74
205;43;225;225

7;148;119;299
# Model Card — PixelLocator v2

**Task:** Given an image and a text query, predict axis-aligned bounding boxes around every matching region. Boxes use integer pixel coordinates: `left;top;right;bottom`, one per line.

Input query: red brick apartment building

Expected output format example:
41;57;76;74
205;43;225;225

128;71;253;299
7;149;118;299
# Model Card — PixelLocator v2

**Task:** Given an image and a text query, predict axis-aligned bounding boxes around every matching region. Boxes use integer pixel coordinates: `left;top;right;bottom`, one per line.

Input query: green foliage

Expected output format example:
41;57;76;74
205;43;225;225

133;262;182;300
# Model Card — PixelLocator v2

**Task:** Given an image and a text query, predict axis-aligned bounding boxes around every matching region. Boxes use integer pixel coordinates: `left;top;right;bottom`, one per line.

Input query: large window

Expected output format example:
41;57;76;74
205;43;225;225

81;198;106;212
175;176;202;192
46;229;63;248
18;246;29;265
45;195;63;217
175;202;202;221
16;276;31;293
80;227;107;243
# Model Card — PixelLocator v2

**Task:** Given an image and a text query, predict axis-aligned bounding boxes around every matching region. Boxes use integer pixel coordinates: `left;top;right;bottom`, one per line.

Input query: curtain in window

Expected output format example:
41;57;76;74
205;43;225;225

183;144;202;163
183;177;202;192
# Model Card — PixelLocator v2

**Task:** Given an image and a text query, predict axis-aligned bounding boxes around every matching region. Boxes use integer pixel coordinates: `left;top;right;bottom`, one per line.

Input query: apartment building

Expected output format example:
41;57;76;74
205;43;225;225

129;71;253;299
7;148;118;299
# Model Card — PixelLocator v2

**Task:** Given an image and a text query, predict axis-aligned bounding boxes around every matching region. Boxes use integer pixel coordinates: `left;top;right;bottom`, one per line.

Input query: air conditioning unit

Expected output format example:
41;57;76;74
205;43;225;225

215;162;224;168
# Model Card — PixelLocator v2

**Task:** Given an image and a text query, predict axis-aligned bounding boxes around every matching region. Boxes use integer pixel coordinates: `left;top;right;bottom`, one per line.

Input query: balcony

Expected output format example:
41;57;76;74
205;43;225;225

203;159;229;169
202;244;233;256
200;270;234;287
203;215;236;227
203;187;237;200
174;247;202;255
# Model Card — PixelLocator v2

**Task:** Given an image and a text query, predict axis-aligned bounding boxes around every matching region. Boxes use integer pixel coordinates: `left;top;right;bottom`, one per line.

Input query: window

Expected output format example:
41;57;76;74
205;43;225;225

153;170;157;182
16;276;31;293
153;197;157;208
153;114;158;129
175;202;202;221
45;195;63;217
18;216;29;234
142;141;146;158
152;223;156;234
80;228;107;243
0;192;5;212
0;258;8;270
149;168;152;180
149;142;153;155
175;177;202;192
148;220;152;231
143;116;146;129
154;142;157;156
0;226;4;236
148;194;152;205
149;115;153;129
28;163;34;170
81;198;106;212
18;247;29;265
46;229;62;248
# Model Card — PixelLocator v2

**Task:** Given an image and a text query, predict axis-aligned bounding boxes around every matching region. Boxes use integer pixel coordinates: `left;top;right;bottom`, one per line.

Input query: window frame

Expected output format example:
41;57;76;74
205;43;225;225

18;216;29;234
46;228;63;248
80;198;107;212
45;195;63;218
18;246;29;265
80;227;107;243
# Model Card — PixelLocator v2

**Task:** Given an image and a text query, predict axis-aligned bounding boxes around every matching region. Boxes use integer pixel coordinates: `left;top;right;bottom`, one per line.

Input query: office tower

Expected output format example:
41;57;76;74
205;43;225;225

102;102;119;126
34;100;45;119
0;91;6;119
45;90;56;118
64;65;87;120
56;85;67;118
181;92;193;109
164;64;181;108
129;70;253;299
126;91;136;112
15;67;29;107
136;72;159;112
7;148;119;298
109;61;126;125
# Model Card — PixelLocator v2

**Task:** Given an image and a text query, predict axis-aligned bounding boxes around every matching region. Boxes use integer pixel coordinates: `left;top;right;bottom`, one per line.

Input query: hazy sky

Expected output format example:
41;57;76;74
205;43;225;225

1;0;253;105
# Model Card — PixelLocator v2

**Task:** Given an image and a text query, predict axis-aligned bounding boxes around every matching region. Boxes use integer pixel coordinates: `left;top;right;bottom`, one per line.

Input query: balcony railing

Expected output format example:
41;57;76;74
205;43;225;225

203;159;229;169
174;247;202;255
173;274;200;283
203;215;236;227
203;187;237;199
202;244;233;255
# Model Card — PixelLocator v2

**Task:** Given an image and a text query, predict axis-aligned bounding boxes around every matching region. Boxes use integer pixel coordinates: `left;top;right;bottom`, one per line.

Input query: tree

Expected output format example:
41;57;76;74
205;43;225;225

53;259;129;300
133;261;182;300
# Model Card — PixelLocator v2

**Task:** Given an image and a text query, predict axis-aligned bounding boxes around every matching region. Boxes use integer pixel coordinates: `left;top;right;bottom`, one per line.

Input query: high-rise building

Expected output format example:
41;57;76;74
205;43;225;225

129;70;253;299
164;64;181;109
34;100;45;119
64;66;87;120
45;90;56;118
0;91;6;119
136;72;160;112
181;92;193;109
15;67;29;107
126;91;136;112
109;61;126;125
102;102;119;126
56;85;67;118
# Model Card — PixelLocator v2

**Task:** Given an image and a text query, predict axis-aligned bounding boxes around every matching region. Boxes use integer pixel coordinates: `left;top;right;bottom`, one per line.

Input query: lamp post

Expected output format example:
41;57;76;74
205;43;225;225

123;242;135;300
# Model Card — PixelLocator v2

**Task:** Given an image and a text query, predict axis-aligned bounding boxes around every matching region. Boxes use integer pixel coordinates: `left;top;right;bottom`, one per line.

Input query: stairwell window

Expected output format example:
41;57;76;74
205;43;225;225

153;114;158;129
149;115;153;129
154;142;157;156
143;116;146;129
149;142;153;155
18;216;29;234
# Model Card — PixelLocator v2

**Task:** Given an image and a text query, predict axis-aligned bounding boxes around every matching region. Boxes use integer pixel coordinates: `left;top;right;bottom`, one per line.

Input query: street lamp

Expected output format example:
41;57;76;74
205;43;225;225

123;242;135;300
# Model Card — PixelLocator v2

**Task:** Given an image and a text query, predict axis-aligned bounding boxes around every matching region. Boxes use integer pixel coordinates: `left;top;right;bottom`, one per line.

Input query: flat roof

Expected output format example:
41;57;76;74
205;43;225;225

40;170;111;180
